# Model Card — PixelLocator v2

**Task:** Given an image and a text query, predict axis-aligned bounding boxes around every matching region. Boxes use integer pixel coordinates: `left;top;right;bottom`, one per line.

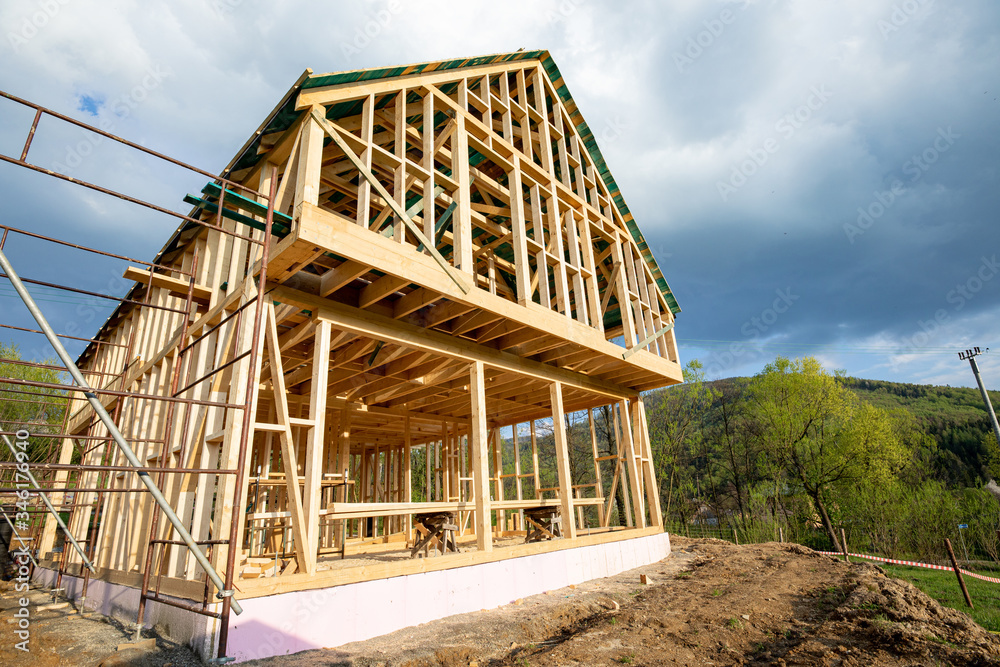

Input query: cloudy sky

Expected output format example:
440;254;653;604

0;0;998;388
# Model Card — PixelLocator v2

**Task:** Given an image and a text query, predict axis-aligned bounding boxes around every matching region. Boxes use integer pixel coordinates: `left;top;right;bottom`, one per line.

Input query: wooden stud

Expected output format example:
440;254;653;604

549;382;577;540
469;361;493;552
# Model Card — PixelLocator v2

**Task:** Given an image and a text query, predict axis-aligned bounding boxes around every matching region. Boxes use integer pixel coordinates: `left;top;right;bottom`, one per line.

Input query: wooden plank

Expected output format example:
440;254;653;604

509;156;531;306
470;361;493;552
453;111;474;272
122;267;212;305
618;398;645;529
264;302;316;574
320;261;369;297
549;382;578;539
304;319;331;554
237;524;662;598
308;109;470;294
293;107;326;215
360;274;410;308
633;399;663;528
293;204;681;387
270;284;634;400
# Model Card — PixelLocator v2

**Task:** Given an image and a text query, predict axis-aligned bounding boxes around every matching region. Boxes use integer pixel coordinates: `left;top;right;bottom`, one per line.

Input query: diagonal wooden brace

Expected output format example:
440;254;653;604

308;108;470;295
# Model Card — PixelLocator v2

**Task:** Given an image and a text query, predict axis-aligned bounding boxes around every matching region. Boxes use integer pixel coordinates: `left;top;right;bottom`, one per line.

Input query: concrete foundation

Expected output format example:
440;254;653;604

31;532;669;663
228;531;670;662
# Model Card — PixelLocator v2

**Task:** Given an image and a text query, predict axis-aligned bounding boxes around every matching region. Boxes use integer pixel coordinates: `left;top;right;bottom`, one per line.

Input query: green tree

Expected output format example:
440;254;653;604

645;360;718;521
749;357;909;552
0;342;68;462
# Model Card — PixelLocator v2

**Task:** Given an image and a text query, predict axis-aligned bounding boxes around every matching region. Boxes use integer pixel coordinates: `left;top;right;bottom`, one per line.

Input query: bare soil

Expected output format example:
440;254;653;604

3;537;999;666
0;582;201;666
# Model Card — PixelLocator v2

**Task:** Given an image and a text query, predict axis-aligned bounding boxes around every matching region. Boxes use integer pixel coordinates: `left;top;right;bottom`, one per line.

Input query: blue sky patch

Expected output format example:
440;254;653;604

76;94;104;116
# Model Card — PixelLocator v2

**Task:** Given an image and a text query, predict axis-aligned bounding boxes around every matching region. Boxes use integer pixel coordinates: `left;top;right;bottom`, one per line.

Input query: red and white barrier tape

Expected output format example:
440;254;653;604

817;550;1000;584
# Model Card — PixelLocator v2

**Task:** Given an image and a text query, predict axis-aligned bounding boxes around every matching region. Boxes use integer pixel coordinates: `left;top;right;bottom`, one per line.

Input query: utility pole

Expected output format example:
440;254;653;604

958;347;1000;448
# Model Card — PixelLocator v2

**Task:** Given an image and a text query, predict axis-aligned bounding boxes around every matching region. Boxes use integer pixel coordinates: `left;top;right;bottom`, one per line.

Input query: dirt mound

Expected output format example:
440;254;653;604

494;538;1000;666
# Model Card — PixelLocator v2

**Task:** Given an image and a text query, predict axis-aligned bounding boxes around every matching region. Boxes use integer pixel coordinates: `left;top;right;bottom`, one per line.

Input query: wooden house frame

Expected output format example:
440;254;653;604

24;50;683;660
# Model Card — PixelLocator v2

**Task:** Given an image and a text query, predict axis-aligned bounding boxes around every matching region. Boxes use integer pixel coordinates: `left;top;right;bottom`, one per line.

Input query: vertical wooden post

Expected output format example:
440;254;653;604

493;427;505;534
38;436;74;556
633;399;663;528
469;361;493;552
612;405;633;527
422;91;436;244
550;382;577;540
619;399;645;528
453;111;473;272
293;108;325;217
509;156;531;306
840;528;850;563
356;94;375;228
945;538;974;608
303;319;330;559
588;410;605;527
530;420;541;499
393;88;407;244
513;424;524;531
425;440;432;503
611;238;638;348
404;415;412;540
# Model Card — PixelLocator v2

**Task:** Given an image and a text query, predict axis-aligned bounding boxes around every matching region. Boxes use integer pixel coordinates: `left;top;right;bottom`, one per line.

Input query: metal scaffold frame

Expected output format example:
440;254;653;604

0;90;276;661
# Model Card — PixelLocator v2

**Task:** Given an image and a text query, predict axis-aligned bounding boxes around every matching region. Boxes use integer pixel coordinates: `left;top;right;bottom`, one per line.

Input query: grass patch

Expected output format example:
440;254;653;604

881;563;1000;632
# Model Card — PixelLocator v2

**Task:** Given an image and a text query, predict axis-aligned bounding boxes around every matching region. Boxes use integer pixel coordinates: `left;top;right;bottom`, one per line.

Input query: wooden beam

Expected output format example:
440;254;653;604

308;108;470;294
269;285;634;400
264;303;316;573
303;319;331;554
122;267;212;305
293;107;326;216
549;382;577;540
618;398;645;529
470;361;492;552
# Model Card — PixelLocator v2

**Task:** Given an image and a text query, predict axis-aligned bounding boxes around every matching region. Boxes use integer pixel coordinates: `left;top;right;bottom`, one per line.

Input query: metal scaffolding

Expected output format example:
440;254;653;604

0;90;275;661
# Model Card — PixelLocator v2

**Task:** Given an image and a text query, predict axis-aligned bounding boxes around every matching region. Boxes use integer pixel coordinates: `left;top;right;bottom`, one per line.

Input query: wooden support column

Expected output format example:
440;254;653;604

469;361;493;552
493;426;505;533
422;91;437;244
513;424;524;530
454;110;474;272
264;303;315;573
293;107;325;217
303;319;331;555
404;415;412;539
509;156;531;306
210;281;261;570
611;404;633;528
37;436;74;556
357;94;375;228
633;399;663;527
549;382;578;539
619;399;646;529
530;420;541;499
588;409;606;527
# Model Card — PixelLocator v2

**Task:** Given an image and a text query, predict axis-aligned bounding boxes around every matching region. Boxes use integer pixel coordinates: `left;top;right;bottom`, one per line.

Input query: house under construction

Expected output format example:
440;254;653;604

0;50;682;662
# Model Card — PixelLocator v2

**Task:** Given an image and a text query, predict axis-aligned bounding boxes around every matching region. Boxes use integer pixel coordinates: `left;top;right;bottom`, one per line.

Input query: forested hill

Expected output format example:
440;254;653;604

839;377;998;487
692;375;1000;487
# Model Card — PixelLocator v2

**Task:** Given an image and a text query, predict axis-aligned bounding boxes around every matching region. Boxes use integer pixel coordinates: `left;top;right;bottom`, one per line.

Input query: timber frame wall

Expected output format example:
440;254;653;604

10;50;682;655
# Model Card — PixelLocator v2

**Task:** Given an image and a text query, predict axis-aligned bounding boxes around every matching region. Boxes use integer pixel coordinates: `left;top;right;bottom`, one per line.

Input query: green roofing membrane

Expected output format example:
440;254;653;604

225;50;679;314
